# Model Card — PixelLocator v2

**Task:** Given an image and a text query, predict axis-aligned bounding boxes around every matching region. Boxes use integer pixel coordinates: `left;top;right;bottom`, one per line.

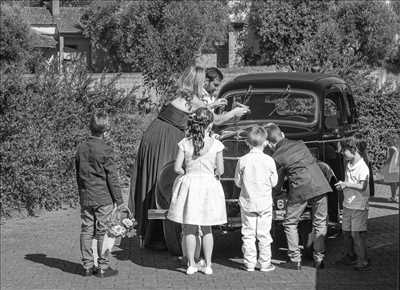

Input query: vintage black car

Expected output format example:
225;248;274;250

149;72;373;256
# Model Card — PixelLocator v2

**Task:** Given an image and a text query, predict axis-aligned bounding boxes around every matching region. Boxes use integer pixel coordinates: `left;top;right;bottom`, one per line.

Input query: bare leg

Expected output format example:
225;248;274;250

195;233;202;262
201;226;213;267
182;232;201;264
182;224;197;267
352;231;367;264
360;231;368;262
343;231;355;257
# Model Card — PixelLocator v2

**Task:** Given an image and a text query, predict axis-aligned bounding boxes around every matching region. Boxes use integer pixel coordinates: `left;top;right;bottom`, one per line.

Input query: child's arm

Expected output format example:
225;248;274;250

104;147;123;206
215;151;224;176
174;148;185;175
270;160;278;187
234;159;242;187
336;178;369;192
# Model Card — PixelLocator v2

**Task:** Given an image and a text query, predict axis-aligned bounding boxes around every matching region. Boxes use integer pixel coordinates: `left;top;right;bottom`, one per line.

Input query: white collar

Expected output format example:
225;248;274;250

250;147;264;153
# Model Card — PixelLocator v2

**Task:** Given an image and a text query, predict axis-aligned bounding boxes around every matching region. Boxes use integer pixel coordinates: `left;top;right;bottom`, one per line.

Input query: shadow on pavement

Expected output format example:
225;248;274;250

316;214;399;290
113;236;184;274
24;254;82;275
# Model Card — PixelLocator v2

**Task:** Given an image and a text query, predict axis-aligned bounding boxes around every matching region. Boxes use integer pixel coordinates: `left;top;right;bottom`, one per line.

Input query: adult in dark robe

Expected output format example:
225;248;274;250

266;123;332;270
128;66;248;250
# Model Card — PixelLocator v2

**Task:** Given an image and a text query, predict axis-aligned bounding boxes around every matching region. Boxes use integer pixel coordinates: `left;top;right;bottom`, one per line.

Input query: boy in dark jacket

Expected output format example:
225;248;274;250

76;111;123;278
265;123;332;270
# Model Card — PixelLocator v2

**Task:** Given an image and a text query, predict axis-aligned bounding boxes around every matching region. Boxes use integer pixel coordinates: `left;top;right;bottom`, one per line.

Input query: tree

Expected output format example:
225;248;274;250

239;1;329;68
0;2;33;67
81;0;229;93
239;0;400;73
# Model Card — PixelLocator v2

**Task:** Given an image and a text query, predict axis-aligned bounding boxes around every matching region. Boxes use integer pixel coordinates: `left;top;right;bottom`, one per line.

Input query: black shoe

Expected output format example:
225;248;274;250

281;260;301;270
92;266;99;275
95;267;119;278
313;260;325;269
354;259;371;271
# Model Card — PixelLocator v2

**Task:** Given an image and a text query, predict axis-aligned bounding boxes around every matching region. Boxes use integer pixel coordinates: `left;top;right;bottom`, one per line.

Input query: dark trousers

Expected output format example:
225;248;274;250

80;204;113;270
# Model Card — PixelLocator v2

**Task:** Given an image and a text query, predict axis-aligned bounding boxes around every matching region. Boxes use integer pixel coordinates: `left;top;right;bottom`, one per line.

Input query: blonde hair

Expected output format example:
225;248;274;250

248;126;267;147
176;66;205;99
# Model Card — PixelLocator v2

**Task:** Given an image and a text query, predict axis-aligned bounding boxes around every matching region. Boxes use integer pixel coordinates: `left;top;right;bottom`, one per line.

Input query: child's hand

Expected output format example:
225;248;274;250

335;181;346;190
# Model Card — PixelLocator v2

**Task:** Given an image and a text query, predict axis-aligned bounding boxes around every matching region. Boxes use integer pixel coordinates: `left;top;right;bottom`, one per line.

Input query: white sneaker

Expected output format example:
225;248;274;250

186;266;198;275
244;263;256;272
201;266;213;275
259;264;275;272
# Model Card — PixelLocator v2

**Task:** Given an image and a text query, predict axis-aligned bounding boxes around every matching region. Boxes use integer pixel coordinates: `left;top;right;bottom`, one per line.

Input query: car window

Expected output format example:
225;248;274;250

324;95;340;129
225;91;317;124
324;98;337;117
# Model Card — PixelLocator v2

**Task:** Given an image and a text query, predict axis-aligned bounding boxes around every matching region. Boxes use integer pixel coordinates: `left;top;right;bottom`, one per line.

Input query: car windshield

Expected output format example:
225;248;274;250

223;90;317;124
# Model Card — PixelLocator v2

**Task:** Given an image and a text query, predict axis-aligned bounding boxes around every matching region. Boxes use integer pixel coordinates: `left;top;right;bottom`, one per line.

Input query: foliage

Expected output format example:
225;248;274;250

81;0;229;95
345;70;400;169
0;2;33;67
239;1;400;73
238;0;400;170
0;60;153;216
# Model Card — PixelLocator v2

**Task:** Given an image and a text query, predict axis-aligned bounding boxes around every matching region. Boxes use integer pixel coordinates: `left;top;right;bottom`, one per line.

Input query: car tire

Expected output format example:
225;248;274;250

162;220;182;256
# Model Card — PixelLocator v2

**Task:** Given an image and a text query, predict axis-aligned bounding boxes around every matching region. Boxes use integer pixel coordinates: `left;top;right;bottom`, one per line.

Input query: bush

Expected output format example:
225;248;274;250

0;60;152;216
81;0;228;95
345;71;400;170
240;1;399;72
0;2;32;67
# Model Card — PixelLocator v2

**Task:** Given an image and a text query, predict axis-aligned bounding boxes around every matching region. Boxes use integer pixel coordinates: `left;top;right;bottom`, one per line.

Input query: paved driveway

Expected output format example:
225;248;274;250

1;184;398;290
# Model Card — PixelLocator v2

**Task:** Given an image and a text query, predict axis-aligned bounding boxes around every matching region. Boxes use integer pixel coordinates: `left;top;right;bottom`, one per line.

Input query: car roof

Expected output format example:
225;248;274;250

218;72;347;97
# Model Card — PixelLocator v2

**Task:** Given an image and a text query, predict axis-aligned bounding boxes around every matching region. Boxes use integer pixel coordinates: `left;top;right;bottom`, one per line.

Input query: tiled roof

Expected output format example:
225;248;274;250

23;6;85;34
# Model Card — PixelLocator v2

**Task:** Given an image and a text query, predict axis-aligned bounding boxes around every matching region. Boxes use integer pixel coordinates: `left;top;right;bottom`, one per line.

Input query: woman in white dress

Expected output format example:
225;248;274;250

380;136;400;202
167;107;227;275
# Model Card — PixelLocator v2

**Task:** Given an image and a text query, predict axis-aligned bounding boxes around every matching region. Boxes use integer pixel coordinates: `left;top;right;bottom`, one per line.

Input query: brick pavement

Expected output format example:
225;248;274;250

1;184;398;290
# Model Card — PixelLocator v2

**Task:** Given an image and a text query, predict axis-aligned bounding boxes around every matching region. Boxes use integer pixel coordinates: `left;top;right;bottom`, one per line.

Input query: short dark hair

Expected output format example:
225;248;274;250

205;67;223;81
341;135;367;156
89;110;110;136
248;126;267;147
264;123;281;142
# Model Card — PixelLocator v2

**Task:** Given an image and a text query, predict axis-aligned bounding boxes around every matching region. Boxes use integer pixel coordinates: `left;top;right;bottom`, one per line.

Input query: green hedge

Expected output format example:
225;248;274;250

0;61;153;216
345;71;400;170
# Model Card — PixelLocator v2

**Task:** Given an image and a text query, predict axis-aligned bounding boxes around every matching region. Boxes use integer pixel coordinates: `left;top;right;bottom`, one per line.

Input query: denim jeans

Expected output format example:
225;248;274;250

241;209;273;268
80;204;113;270
283;194;327;263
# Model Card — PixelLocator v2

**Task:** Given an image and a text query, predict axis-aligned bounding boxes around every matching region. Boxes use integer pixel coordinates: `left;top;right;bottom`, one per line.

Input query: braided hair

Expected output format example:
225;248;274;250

187;107;214;158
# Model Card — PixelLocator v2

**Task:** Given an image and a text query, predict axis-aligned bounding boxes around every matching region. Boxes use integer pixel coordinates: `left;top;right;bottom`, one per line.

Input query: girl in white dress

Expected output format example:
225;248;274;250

167;107;227;275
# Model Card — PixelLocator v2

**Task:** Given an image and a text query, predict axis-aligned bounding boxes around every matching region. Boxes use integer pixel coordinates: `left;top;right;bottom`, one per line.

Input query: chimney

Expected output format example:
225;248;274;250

50;0;59;16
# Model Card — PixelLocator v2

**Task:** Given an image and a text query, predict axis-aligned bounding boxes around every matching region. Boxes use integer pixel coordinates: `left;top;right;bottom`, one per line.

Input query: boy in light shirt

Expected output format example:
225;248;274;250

335;137;370;271
234;126;278;272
